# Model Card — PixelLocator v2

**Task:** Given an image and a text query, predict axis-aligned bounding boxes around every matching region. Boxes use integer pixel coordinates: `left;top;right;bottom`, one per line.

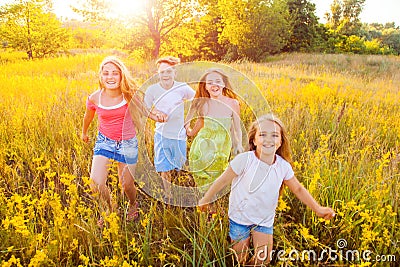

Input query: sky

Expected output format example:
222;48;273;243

0;0;399;26
310;0;400;25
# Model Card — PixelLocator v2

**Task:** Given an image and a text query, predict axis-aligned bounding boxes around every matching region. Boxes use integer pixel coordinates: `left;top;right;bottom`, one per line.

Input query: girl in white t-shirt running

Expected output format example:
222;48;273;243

198;114;335;265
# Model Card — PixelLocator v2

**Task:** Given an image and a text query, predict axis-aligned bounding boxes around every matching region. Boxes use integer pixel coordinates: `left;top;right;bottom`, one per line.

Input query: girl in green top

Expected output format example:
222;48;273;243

185;68;244;192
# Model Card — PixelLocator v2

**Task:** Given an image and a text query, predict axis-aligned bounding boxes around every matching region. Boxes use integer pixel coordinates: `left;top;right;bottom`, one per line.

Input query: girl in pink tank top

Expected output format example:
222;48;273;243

81;56;165;226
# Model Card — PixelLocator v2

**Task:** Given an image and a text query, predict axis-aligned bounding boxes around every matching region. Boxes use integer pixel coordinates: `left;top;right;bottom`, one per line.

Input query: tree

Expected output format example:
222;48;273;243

64;20;108;49
71;0;204;59
381;28;400;55
284;0;321;52
70;0;110;23
142;0;205;59
218;0;290;61
326;0;366;36
163;0;227;61
195;0;227;61
0;0;71;58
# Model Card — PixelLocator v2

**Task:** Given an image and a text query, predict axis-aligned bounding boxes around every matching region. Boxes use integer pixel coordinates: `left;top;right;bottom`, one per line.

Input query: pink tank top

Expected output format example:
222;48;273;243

86;91;136;140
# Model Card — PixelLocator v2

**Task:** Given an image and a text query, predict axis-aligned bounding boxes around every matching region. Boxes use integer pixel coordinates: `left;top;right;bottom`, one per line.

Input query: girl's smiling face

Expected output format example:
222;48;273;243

101;62;121;90
254;120;282;158
205;71;225;98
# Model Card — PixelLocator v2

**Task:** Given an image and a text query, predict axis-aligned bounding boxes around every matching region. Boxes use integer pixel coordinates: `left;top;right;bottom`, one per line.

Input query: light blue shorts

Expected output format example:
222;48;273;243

93;132;138;164
229;218;274;242
154;132;186;172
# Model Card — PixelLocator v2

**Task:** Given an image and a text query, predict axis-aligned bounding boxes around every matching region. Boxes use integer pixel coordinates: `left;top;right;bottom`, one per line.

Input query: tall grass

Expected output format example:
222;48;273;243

0;52;398;266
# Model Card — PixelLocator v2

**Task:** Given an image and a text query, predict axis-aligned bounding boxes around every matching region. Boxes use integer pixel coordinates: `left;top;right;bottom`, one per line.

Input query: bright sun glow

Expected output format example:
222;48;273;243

111;0;146;18
49;0;146;20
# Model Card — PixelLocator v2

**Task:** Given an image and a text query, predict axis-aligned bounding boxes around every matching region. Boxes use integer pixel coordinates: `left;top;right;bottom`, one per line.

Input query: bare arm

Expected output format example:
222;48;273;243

187;117;204;137
148;108;168;122
231;99;243;154
184;103;195;136
81;108;96;143
185;100;204;137
284;176;335;220
132;92;167;123
198;166;237;211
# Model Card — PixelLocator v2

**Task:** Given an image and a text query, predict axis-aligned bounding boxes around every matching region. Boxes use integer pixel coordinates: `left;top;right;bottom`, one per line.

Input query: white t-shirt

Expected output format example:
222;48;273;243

144;81;195;140
228;151;294;227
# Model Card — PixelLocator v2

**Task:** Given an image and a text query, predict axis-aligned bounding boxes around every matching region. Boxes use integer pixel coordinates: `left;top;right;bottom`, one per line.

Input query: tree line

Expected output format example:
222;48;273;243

1;0;399;61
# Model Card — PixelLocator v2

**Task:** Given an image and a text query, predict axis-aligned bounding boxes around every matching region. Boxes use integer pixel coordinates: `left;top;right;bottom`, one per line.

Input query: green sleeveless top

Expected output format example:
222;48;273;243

189;116;232;191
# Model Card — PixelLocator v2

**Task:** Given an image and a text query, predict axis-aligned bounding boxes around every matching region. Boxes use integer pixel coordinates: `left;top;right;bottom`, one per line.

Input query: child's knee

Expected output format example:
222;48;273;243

90;179;105;193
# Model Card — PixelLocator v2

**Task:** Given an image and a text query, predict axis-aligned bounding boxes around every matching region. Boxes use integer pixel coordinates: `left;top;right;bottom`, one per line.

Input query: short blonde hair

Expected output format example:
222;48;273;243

156;56;180;68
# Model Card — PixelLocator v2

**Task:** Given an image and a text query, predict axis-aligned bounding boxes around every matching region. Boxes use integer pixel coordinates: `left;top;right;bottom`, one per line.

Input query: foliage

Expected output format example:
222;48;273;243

217;0;291;61
67;24;107;49
381;28;400;55
142;0;206;59
163;0;228;61
123;26;154;63
161;2;227;62
284;0;321;52
325;0;366;36
0;0;71;58
2;0;400;60
70;0;110;23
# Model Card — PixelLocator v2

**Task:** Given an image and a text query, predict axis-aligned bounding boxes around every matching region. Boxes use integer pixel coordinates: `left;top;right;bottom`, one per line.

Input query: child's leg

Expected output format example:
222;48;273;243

249;231;273;266
161;171;172;200
90;155;111;210
118;163;138;220
118;163;137;205
231;237;251;265
229;219;252;264
153;133;174;201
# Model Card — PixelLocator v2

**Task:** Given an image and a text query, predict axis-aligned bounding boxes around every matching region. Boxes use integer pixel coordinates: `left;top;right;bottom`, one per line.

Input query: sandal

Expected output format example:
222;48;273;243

126;202;139;222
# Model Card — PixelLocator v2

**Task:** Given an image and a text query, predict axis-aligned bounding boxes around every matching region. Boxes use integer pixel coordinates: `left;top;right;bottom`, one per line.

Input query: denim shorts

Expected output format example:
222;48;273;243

154;132;186;172
229;218;274;242
93;132;138;164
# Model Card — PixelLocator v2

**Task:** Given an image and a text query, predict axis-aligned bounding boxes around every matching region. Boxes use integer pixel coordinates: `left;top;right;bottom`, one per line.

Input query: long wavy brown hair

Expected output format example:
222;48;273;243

98;56;146;132
192;68;238;115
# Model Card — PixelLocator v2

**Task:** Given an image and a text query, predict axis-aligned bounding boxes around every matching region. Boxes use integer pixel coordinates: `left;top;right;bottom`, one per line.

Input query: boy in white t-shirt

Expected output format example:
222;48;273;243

144;56;195;203
199;114;335;265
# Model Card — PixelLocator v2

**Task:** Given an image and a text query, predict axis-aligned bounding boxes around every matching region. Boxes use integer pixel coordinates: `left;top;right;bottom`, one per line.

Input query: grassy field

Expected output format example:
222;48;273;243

0;51;399;266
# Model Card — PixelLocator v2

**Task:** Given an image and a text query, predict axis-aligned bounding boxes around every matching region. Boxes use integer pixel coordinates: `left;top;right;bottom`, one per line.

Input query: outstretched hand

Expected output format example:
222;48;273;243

316;206;335;220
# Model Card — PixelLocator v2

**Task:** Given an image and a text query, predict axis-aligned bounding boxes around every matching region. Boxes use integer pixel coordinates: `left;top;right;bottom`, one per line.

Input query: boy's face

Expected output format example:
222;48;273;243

158;62;176;89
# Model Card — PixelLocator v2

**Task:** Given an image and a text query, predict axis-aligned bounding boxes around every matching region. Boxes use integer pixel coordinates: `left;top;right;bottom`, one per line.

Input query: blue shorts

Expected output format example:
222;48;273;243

154;132;186;172
93;132;138;164
229;218;274;242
